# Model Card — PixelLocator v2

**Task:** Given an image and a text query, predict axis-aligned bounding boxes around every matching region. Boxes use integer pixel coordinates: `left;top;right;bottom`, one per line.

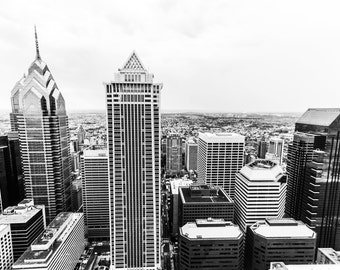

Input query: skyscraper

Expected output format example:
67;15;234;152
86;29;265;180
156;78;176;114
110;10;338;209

166;134;182;175
105;52;162;270
9;28;72;222
197;132;245;198
185;138;198;171
234;160;286;232
285;108;340;249
0;224;13;270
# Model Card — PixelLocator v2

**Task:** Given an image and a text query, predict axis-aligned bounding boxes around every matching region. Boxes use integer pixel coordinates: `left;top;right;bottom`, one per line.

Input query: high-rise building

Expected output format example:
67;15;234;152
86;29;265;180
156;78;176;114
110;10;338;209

178;185;234;228
197;132;245;198
257;139;267;159
166;134;182;174
12;212;84;270
81;149;109;241
285;108;340;249
169;178;193;237
179;219;243;270
0;199;45;260
9;28;72;222
105;52;162;270
185;138;198;171
245;218;316;270
234;160;286;232
0;134;24;211
0;224;13;270
265;137;284;164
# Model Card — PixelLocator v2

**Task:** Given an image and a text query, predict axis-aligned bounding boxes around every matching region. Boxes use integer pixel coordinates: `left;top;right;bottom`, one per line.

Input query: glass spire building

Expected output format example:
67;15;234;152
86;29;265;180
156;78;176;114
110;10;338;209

105;52;162;270
9;28;72;222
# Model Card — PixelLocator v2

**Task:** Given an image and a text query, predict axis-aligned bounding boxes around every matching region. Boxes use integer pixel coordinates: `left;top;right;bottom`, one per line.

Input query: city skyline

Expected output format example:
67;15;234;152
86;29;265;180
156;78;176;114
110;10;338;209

1;0;340;113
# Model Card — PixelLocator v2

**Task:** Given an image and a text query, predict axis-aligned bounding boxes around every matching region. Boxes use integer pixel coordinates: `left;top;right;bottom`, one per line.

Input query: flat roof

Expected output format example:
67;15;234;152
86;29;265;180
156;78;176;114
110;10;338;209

170;179;193;195
180;219;242;240
0;205;42;224
199;132;245;143
14;212;83;266
180;185;232;204
270;262;340;270
251;219;316;239
318;248;340;264
239;159;284;182
0;224;10;234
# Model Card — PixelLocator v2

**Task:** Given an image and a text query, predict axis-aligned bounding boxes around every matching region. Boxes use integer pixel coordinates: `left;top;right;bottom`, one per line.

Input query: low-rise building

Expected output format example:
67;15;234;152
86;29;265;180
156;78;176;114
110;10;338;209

317;248;340;264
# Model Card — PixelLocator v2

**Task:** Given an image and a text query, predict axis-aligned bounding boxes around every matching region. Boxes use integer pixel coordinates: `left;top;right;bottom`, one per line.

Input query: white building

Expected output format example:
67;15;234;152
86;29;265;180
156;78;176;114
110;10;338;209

0;224;13;270
234;160;286;231
197;132;245;198
81;149;109;241
317;248;340;264
12;212;84;270
105;52;162;270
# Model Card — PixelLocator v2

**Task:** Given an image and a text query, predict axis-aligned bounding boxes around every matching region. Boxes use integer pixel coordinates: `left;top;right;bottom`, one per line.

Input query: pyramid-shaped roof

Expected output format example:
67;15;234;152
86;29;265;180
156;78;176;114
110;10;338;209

296;108;340;127
121;51;146;71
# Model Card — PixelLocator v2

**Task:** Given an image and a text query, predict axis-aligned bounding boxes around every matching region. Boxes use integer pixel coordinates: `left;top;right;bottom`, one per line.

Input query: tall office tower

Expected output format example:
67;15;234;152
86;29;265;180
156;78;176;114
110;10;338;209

185;138;198;171
178;185;234;228
257;139;267;159
81;149;109;241
77;125;86;145
105;52;162;270
0;199;45;260
244;218;316;270
166;134;182;174
234;160;286;232
197;133;245;198
285;108;340;249
9;29;72;222
0;134;24;211
266;137;284;164
12;212;84;270
169;178;193;237
178;219;243;270
0;224;13;270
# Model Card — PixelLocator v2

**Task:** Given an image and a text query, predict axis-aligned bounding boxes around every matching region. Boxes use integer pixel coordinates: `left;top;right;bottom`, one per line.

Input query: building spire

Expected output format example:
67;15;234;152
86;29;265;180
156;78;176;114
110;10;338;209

34;25;41;60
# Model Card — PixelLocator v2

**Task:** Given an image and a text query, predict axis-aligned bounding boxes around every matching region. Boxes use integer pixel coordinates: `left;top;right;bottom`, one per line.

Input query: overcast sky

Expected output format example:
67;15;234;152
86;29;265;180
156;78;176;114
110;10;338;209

1;0;340;113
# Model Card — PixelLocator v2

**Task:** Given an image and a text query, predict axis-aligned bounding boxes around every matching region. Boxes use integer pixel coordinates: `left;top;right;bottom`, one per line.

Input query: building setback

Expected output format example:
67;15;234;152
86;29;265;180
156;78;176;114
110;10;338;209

105;52;162;270
0;224;13;270
285;108;340;249
9;29;72;222
197;132;244;198
234;159;286;232
245;218;316;270
81;149;109;241
178;185;234;228
0;199;45;260
12;212;84;270
179;219;243;270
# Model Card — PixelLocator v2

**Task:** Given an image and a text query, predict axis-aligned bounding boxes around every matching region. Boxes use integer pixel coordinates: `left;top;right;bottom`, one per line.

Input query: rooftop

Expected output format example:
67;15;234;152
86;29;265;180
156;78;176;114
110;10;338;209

170;178;193;195
180;219;242;240
251;219;316;239
296;108;340;127
0;200;43;224
180;185;233;204
199;132;245;143
270;262;340;270
318;248;340;264
239;159;284;182
83;149;107;158
13;212;83;266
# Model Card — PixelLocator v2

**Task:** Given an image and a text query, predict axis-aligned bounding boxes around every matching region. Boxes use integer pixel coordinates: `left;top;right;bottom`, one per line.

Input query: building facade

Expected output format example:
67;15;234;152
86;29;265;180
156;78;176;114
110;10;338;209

285;108;340;249
0;199;45;260
0;224;13;270
185;138;198;171
179;219;243;270
166;134;182;175
178;185;234;228
105;52;162;270
9;29;72;222
234;160;286;232
81;149;109;241
245;219;316;270
197;133;245;198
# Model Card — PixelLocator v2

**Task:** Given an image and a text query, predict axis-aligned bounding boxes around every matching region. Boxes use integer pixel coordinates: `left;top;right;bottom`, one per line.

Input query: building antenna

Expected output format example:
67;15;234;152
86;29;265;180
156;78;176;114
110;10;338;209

34;25;41;60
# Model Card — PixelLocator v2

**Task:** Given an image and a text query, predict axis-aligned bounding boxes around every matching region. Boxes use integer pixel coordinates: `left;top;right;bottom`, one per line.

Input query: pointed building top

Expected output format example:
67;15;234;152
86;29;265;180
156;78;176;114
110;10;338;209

121;51;146;71
34;25;41;60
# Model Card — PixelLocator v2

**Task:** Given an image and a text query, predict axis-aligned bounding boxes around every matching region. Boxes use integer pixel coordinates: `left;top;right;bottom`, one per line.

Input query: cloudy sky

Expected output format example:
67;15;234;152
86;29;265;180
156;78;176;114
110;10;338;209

1;0;340;113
